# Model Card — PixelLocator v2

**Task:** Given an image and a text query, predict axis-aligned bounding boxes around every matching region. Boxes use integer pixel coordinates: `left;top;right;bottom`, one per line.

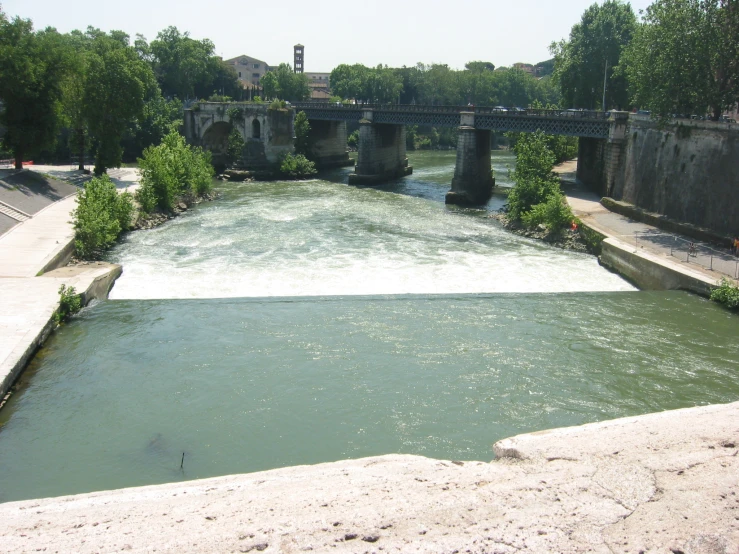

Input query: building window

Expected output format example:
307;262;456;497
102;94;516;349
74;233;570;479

238;71;242;78
253;63;260;69
252;118;261;139
253;73;260;79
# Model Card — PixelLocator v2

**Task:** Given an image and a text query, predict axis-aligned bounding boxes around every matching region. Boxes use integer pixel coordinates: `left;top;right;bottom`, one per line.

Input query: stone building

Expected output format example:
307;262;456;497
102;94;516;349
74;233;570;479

225;55;271;89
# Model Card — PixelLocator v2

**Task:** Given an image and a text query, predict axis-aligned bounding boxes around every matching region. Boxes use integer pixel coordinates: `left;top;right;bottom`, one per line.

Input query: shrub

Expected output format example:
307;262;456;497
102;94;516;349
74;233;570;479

279;153;317;179
226;127;245;167
521;192;575;232
137;130;214;212
252;96;263;103
507;130;562;221
73;175;134;259
269;99;287;110
710;278;739;310
347;130;359;148
294;111;312;157
54;284;82;324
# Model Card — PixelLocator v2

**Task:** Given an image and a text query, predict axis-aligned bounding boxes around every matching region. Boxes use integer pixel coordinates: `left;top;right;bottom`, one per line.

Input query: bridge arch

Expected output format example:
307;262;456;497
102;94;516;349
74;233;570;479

252;118;261;140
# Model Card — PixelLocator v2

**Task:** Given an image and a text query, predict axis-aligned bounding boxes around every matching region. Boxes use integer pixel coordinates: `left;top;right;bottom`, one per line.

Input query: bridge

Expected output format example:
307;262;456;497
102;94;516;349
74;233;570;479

294;103;628;206
183;102;628;206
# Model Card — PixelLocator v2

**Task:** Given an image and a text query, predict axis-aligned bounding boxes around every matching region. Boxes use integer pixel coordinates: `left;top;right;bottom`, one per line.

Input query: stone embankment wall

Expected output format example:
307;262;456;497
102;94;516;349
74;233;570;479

612;118;738;237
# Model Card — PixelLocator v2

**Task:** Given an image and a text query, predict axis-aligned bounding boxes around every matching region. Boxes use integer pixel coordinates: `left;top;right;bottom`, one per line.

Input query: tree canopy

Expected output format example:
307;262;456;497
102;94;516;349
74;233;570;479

550;0;637;110
260;63;309;102
623;0;739;120
0;11;72;168
330;62;557;107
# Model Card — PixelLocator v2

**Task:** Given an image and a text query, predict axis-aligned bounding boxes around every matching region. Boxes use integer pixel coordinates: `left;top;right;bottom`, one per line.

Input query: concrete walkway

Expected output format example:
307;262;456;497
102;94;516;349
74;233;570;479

555;161;738;290
0;166;136;398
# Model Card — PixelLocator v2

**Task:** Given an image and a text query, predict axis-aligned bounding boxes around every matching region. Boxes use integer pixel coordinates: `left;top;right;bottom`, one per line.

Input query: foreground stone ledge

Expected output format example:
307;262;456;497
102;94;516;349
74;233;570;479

1;402;737;553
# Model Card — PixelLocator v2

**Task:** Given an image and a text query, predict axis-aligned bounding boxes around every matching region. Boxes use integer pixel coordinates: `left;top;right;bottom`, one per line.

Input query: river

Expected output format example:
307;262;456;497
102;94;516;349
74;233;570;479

0;151;737;503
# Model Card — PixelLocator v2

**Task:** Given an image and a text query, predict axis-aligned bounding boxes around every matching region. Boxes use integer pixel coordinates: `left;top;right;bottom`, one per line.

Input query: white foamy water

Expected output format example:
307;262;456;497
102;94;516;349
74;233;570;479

107;161;634;299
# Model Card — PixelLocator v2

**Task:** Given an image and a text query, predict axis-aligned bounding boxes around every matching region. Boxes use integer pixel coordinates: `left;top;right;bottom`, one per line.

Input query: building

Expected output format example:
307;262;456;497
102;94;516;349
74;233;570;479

512;63;535;76
294;44;304;74
225;55;271;89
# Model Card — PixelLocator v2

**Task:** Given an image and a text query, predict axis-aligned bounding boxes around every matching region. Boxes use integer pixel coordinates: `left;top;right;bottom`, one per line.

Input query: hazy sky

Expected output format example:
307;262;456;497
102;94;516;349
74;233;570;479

5;0;654;71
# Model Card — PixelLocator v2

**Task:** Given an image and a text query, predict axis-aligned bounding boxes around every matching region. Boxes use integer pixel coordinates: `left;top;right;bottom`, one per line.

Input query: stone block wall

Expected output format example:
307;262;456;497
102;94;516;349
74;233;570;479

183;103;294;169
613;119;739;237
352;122;410;182
308;120;352;168
447;128;494;205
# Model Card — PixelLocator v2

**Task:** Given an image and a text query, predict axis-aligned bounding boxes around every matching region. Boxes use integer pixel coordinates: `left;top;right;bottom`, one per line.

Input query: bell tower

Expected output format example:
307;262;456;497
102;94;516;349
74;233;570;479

294;44;304;73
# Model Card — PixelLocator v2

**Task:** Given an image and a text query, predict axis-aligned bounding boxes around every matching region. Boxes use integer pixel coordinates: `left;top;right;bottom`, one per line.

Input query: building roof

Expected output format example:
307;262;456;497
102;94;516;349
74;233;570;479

225;55;269;66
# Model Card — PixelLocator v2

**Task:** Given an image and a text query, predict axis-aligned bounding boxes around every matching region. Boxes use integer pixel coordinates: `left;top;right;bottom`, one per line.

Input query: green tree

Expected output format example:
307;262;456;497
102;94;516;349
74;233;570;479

623;0;739;120
506;130;562;221
136;130;213;212
294;111;311;157
226;127;245;167
84;29;157;174
149;27;214;100
72;175;134;259
550;0;637;110
0;12;72;169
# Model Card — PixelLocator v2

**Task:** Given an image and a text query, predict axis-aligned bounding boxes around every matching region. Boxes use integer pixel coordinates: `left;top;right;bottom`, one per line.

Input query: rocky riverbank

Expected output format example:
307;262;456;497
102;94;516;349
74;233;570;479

488;211;591;252
133;192;218;230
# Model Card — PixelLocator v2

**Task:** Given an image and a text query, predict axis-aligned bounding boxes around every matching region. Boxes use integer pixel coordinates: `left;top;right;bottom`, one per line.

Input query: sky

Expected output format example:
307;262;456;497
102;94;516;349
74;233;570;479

4;0;655;71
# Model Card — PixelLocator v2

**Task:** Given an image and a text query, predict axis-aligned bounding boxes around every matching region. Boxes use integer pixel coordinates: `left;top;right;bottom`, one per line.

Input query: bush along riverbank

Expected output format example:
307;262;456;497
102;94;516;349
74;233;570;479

492;130;588;252
72;130;217;260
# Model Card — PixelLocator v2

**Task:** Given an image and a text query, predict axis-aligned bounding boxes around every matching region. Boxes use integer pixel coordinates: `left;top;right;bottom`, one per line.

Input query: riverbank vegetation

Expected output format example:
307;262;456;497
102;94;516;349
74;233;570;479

54;285;82;325
710;278;739;310
136;131;213;213
72;175;134;259
552;0;739;120
506;130;574;235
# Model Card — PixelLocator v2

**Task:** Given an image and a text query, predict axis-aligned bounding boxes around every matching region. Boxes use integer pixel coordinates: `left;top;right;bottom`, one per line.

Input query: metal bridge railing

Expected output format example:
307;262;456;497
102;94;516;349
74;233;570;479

632;231;739;279
293;103;611;120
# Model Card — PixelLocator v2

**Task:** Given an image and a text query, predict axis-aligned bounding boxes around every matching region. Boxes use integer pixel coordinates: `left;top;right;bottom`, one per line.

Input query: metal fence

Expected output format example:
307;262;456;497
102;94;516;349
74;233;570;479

632;231;739;279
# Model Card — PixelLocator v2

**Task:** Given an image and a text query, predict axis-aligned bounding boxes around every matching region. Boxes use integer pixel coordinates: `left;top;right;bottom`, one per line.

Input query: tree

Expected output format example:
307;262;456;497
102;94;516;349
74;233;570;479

550;0;637;110
136;130;213;212
226;127;245;167
0;12;72;168
506;131;562;221
465;61;496;73
261;71;278;100
83;29;157;174
149;27;214;100
294;111;311;157
72;175;134;259
623;0;739;120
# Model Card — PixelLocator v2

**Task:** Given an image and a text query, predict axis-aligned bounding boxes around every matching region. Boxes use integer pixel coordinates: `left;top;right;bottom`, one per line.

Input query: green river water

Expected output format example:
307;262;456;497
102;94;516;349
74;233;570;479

0;151;736;503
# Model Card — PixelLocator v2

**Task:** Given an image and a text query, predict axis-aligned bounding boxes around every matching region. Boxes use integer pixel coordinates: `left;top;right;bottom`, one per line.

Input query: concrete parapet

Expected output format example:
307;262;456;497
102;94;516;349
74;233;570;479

1;401;738;552
0;263;122;399
599;237;715;294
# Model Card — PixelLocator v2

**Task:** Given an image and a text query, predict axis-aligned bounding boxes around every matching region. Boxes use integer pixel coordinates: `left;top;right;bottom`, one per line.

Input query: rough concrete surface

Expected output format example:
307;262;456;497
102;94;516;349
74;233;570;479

0;263;122;398
0;402;737;553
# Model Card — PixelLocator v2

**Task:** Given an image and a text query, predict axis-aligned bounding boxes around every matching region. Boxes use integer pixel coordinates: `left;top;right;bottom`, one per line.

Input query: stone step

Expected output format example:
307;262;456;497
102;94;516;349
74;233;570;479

0;200;30;222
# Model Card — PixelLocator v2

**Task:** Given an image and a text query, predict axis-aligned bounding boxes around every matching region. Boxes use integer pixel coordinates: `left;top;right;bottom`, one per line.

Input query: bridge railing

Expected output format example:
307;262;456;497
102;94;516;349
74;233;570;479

294;103;611;120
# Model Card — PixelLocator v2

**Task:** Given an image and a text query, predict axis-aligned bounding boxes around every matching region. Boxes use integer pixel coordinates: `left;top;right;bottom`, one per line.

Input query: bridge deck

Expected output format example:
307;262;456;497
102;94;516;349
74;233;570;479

293;103;613;138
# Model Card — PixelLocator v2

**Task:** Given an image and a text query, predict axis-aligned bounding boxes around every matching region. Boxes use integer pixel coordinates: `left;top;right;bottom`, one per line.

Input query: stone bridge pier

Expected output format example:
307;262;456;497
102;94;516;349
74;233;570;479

576;111;629;196
348;110;413;185
446;112;495;206
307;120;353;169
